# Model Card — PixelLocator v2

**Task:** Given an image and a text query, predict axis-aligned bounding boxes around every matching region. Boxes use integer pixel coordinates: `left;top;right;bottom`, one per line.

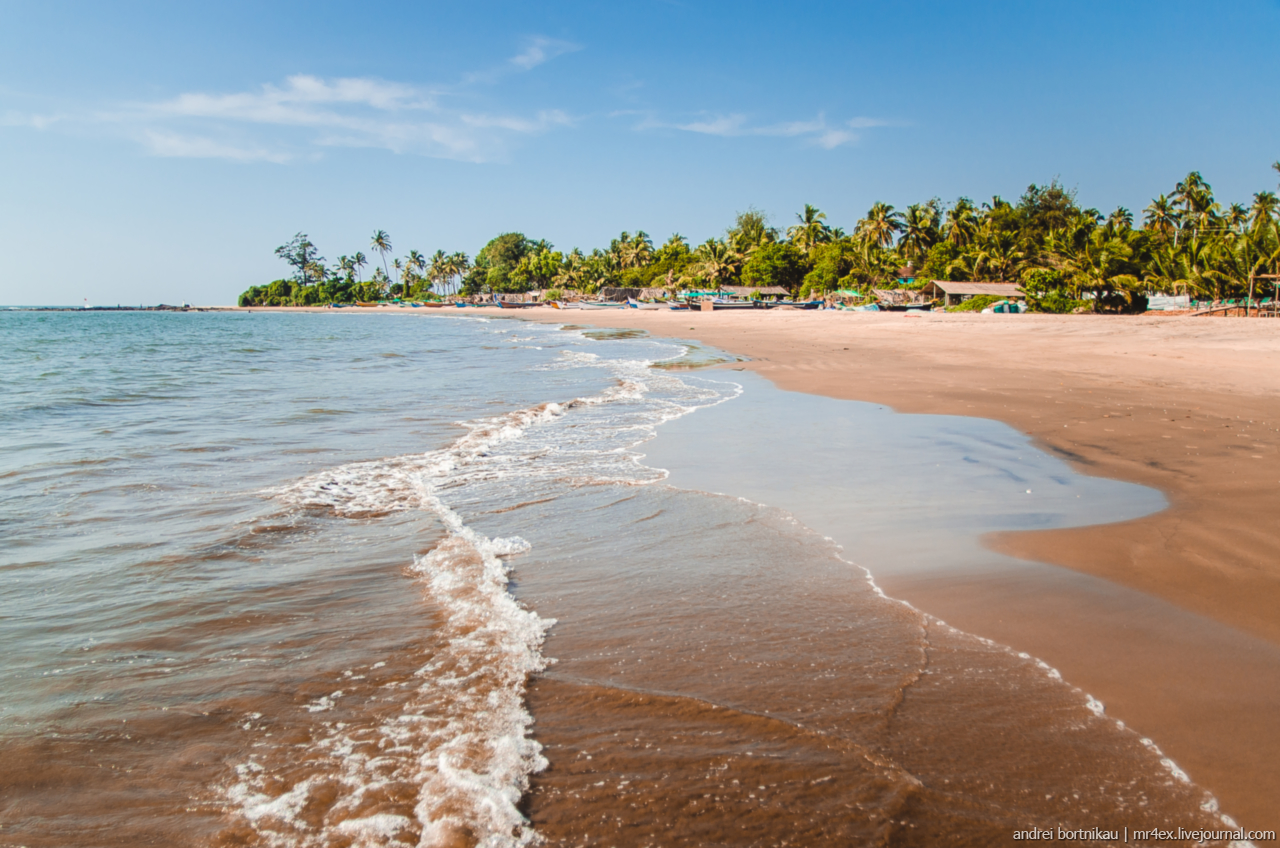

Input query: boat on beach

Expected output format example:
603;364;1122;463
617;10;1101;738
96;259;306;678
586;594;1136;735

496;300;541;309
763;300;823;310
627;298;666;310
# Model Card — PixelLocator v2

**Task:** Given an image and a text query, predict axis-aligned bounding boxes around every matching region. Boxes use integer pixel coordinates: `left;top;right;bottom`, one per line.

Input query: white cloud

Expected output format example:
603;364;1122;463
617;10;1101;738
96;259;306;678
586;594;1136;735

660;111;889;148
676;114;747;135
509;37;581;70
846;116;896;129
134;74;576;162
816;129;857;149
142;130;291;163
2;111;64;129
4;40;579;164
152;75;435;126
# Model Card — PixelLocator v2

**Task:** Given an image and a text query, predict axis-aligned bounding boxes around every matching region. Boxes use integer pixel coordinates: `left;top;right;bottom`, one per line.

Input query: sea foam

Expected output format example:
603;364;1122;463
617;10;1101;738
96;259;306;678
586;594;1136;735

223;326;740;846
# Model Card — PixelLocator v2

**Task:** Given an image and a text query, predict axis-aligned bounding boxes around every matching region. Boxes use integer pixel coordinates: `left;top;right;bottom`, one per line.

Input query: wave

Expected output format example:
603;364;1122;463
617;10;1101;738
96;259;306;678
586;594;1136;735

222;342;740;846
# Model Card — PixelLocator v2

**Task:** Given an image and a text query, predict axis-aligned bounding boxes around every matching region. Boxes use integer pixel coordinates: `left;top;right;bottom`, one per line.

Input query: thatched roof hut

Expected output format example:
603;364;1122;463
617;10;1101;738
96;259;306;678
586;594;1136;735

919;281;1024;306
596;286;672;302
872;288;930;306
721;285;791;298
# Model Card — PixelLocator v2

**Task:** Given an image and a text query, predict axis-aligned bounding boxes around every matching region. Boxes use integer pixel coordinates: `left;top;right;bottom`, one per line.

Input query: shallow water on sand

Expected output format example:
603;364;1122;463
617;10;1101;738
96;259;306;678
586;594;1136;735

0;312;1237;846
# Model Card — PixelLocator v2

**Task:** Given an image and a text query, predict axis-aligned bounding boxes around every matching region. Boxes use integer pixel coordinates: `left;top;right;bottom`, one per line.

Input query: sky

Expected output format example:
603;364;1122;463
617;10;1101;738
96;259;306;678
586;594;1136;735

2;0;1279;306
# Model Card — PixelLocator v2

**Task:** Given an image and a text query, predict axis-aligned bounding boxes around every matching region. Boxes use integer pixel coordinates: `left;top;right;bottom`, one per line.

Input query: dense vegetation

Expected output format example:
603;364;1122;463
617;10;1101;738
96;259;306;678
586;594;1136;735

240;166;1280;312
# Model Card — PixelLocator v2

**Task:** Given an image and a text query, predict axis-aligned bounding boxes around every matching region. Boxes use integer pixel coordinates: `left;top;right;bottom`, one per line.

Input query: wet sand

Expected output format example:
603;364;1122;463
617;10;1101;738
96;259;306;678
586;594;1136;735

508;307;1280;831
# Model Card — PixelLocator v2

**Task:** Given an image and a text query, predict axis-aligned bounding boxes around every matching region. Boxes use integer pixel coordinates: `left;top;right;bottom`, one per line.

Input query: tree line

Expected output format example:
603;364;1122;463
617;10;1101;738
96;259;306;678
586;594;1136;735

239;165;1280;313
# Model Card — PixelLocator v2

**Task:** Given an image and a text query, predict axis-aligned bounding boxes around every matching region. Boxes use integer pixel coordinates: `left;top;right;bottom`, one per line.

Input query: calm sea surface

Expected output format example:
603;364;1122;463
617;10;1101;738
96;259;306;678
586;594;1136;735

0;311;1234;846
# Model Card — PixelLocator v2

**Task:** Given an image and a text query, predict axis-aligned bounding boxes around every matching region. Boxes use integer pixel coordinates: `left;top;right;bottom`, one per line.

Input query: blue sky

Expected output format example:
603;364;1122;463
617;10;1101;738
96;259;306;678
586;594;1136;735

2;0;1278;305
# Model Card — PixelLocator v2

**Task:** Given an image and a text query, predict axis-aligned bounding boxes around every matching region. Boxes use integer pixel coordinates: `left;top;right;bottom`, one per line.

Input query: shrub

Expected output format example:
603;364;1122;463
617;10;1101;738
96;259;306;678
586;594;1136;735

945;295;1004;312
1026;289;1090;314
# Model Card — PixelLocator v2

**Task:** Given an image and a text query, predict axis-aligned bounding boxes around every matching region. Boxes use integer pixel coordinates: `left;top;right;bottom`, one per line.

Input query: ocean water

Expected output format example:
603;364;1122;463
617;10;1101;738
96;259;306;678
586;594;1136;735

0;311;1239;846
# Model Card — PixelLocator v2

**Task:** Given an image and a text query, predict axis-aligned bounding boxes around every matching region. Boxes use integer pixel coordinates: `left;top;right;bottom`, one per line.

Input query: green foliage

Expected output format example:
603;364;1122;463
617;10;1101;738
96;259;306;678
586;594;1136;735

467;232;539;293
727;208;778;254
741;242;807;289
945;295;1005;313
919;241;962;281
242;167;1280;310
1020;268;1084;313
799;241;857;295
1018;181;1081;244
1032;290;1091;313
510;247;562;290
275;233;323;286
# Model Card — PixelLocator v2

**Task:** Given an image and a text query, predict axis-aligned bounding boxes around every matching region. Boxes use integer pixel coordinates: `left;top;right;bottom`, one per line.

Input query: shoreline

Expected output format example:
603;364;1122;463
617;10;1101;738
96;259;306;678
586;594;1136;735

506;307;1280;831
139;304;1278;827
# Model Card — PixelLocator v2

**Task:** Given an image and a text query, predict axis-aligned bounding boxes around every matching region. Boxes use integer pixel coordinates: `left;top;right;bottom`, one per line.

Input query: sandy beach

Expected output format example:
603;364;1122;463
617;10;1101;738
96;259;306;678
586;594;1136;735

497;306;1280;831
226;304;1280;832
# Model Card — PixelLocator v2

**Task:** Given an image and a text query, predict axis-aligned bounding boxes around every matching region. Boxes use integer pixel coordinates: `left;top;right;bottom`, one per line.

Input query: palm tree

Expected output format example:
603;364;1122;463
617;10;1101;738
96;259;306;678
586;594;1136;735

1249;192;1279;236
1224;203;1249;233
554;249;587;291
727;209;777;256
1107;207;1134;230
856;202;905;248
899;202;940;264
970;229;1026;282
446;252;471;296
337;255;355;283
694;239;739;287
427;250;448;295
1172;172;1221;238
787;204;832;255
945;199;979;247
353;252;368;282
371;230;393;285
1143;195;1179;240
622;231;654;268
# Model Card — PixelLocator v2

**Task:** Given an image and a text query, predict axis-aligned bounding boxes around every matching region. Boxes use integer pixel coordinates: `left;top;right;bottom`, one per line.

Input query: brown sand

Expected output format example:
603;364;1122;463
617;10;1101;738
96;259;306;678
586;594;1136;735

506;307;1280;830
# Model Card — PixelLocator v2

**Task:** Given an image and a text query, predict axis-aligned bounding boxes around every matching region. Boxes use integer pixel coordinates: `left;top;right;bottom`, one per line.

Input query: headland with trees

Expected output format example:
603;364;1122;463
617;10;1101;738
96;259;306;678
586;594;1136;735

238;166;1280;313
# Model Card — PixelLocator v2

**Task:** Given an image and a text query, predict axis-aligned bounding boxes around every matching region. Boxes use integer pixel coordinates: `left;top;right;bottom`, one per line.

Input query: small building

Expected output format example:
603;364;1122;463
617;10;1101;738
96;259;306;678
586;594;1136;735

873;288;930;307
721;285;791;299
919;281;1025;307
896;264;921;285
597;286;671;302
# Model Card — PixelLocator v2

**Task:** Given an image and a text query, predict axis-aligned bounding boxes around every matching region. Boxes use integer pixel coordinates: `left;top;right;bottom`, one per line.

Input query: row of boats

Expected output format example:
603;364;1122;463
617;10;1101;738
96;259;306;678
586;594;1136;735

338;298;827;311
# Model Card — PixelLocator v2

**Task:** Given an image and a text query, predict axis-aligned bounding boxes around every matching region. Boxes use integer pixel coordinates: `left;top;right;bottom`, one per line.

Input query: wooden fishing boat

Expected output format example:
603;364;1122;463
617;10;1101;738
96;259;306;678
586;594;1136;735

710;301;761;310
355;301;381;307
577;301;624;310
496;300;540;309
627;298;665;310
763;300;822;310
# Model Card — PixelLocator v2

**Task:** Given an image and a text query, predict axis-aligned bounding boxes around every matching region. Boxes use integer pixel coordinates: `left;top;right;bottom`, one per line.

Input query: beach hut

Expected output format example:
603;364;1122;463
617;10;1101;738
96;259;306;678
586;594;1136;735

872;288;931;308
895;264;921;285
721;285;791;300
919;281;1025;307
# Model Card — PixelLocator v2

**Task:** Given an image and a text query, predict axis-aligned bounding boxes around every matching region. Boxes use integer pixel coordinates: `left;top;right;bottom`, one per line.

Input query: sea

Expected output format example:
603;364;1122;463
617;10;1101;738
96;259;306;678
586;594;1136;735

0;310;1243;846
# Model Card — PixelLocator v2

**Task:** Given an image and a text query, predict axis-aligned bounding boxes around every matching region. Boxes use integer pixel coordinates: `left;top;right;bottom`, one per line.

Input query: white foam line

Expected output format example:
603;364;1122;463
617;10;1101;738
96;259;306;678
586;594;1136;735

233;335;743;846
630;397;1241;835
